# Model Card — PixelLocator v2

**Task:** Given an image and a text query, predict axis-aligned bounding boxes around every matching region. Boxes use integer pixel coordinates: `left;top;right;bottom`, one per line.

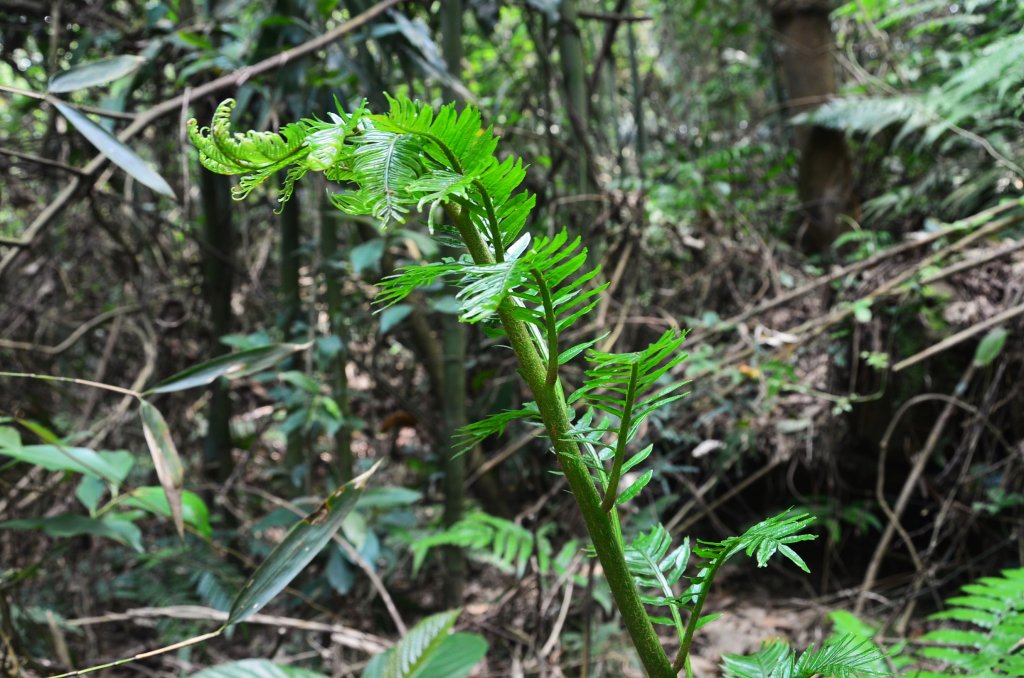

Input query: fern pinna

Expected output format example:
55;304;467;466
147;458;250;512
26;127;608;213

189;95;854;676
906;567;1024;677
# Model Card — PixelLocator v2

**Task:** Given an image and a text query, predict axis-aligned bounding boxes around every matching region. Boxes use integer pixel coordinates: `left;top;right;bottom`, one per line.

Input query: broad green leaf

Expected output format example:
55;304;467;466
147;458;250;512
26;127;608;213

190;659;328;678
52;101;175;197
0;425;20;449
0;443;131;485
368;609;464;678
380;304;413;334
0;514;143;552
828;609;878;638
48;55;145;93
226;460;382;626
122;487;212;538
139;400;185;537
351;239;385;274
76;475;107;514
415;632;488;678
147;342;310;394
973;327;1008;367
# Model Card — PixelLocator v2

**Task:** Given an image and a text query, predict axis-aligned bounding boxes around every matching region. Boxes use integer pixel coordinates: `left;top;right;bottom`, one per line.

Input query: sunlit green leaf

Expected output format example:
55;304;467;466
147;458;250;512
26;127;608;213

122;487;212;538
973;327;1008;367
139;400;185;537
52;101;175;197
48;55;145;93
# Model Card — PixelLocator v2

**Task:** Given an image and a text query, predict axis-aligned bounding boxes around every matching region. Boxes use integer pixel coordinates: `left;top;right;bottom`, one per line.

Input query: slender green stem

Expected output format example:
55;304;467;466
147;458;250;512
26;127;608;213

600;361;639;512
530;268;560;386
673;557;726;672
446;206;674;678
472;179;504;262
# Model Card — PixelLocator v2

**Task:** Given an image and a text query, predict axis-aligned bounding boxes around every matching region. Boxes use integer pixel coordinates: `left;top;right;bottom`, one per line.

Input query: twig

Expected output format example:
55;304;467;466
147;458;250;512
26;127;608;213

0;146;84;175
539;575;574;658
579;10;651;22
65;605;389;654
855;375;978;616
892;301;1024;372
0;305;138;354
0;0;403;282
687;199;1023;346
697;207;1024;376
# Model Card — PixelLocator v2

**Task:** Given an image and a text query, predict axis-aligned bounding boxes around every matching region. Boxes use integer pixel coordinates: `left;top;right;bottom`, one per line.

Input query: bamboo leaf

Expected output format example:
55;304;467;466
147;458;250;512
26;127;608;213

139;400;185;537
0;440;131;486
53;101;175;197
48;55;145;93
226;461;381;626
0;514;143;552
146;342;310;394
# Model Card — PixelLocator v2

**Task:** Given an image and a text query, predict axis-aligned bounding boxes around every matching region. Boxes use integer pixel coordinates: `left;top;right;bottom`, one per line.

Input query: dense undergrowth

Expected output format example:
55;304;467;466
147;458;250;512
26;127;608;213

1;0;1023;676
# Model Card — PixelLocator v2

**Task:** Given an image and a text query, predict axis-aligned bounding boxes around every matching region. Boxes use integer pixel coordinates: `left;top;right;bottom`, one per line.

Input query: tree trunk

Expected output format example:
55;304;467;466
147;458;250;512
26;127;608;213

198;121;235;484
558;0;591;192
439;0;468;608
771;0;858;253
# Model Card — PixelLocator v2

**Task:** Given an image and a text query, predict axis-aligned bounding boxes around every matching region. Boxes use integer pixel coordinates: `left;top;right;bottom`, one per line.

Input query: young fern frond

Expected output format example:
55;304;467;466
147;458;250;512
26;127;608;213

330;129;426;227
721;634;887;678
186;98;363;210
508;230;608;347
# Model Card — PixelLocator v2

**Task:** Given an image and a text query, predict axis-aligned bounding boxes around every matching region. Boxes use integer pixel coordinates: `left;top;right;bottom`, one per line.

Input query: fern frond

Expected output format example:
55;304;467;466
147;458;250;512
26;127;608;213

411;511;543;577
187;98;365;210
795;96;933;140
384;609;461;678
698;510;817;572
375;259;464;309
721;639;793;678
722;635;886;678
507;229;608;339
331;129;426;227
908;567;1024;676
943;33;1024;105
568;329;688;508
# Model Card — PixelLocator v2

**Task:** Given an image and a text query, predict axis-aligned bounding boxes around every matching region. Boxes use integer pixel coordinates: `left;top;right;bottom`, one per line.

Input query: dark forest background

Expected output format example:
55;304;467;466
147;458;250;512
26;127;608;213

1;0;1023;675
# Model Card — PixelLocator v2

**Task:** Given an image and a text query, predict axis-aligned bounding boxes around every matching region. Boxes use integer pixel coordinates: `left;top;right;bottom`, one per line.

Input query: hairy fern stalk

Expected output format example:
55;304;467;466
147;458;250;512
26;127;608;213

189;95;875;676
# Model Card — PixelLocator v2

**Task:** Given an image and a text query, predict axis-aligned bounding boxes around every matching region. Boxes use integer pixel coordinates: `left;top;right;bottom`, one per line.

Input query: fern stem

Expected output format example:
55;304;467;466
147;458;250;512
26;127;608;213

673;556;725;672
530;268;560;386
600;361;639;512
472;180;504;263
446;205;675;678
